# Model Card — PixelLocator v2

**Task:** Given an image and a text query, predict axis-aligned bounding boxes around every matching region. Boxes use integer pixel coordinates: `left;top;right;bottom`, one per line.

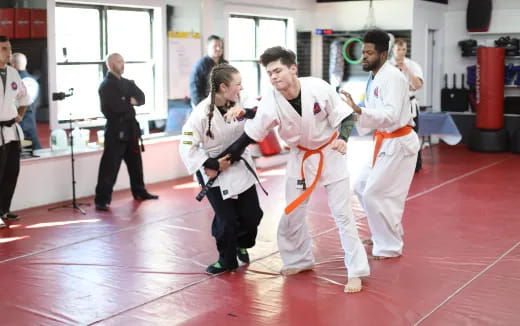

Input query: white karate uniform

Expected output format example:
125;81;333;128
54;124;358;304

0;66;30;145
245;77;370;278
354;62;420;257
179;97;257;200
389;56;424;117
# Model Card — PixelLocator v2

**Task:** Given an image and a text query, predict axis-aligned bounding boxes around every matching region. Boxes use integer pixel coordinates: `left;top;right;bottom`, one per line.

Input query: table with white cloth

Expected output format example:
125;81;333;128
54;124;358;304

417;111;462;162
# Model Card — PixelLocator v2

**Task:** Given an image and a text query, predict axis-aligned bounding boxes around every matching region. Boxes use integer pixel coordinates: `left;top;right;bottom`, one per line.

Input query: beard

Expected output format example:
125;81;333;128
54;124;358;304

362;58;381;72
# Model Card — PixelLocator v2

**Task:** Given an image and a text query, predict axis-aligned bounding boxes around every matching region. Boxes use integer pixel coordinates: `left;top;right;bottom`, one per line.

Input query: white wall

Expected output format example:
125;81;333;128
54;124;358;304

412;0;447;111
13;138;189;211
443;0;520;76
166;0;201;33
309;0;413;31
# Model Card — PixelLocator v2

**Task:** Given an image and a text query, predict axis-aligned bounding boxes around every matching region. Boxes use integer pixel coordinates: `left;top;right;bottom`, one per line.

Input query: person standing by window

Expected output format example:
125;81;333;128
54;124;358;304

10;52;42;150
0;36;30;227
189;35;227;107
94;53;158;211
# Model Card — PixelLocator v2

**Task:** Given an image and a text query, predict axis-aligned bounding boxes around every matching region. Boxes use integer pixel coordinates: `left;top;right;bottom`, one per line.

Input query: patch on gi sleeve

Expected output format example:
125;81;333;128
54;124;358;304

183;131;194;136
313;102;322;115
223;190;228;195
182;140;193;145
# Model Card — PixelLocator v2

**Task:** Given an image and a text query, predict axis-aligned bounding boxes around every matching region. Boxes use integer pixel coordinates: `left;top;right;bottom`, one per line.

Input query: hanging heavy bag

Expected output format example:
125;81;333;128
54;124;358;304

467;0;492;33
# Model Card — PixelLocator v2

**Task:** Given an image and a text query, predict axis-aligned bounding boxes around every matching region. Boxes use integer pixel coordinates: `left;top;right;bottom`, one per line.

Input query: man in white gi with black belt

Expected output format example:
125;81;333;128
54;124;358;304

0;35;30;228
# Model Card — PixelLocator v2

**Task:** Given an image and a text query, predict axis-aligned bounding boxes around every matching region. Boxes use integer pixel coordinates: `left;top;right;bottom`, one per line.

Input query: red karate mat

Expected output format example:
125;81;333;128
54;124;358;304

1;143;519;325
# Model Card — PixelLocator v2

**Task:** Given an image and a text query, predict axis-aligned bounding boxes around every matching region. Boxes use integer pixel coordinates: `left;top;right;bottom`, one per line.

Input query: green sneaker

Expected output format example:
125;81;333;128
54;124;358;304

237;248;250;264
205;262;228;275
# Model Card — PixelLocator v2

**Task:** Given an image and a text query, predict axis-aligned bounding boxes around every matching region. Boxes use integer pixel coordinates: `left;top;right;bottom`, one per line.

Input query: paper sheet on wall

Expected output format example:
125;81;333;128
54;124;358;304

168;31;201;99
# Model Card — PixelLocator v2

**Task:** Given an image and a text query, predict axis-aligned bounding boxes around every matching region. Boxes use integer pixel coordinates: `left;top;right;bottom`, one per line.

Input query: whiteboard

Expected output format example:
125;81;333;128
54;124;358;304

168;32;201;99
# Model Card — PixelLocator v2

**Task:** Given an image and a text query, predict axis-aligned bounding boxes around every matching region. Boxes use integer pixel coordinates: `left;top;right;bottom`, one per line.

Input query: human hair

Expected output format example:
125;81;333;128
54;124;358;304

363;29;390;54
105;53;122;69
207;34;221;44
0;35;9;42
206;63;239;138
394;38;407;47
259;46;297;68
11;52;27;70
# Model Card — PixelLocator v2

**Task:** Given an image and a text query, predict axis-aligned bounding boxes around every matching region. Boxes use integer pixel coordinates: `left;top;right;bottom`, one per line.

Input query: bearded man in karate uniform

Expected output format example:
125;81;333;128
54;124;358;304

342;29;420;260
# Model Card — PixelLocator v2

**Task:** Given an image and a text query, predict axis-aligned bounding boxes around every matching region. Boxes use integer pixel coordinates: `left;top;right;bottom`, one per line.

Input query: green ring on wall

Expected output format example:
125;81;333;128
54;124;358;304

342;38;363;64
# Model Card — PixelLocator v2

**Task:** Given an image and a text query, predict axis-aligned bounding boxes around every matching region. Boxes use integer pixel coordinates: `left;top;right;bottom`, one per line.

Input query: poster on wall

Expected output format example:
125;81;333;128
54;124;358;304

168;31;201;99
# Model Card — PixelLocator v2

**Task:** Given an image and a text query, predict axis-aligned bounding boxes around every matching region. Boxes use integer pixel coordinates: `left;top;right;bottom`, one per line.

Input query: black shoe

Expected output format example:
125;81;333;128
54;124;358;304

237;248;250;264
205;262;229;275
1;212;19;220
133;192;159;200
95;203;109;211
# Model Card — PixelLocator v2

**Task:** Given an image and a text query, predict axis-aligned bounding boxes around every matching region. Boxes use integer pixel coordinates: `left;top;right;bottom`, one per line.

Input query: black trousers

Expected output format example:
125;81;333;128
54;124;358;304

206;185;263;270
413;114;422;172
0;141;20;213
94;132;146;205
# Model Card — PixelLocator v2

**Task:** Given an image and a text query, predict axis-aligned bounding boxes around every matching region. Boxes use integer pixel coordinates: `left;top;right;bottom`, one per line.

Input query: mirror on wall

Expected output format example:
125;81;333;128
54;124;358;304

1;0;48;154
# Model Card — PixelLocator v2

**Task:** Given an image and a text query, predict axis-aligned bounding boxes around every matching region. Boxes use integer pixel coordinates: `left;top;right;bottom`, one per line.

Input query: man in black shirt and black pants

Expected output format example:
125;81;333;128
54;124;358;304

95;53;158;211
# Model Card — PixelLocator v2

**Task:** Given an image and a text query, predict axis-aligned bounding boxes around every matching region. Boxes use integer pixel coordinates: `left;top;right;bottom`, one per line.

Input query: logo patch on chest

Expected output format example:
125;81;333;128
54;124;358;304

374;87;379;98
11;82;18;91
313;102;322;115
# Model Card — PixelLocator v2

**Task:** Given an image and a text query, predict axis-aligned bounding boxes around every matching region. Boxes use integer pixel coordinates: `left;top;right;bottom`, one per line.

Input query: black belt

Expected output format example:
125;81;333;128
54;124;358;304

0;119;16;127
0;118;21;149
410;96;416;100
196;157;268;201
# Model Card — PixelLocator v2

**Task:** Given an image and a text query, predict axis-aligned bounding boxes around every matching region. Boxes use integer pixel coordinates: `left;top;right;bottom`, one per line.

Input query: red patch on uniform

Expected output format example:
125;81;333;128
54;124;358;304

11;82;18;90
374;87;379;98
313;102;321;115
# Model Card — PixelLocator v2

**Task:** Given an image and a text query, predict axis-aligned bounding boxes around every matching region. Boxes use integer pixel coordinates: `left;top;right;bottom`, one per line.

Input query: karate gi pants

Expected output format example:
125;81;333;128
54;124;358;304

206;185;263;270
0;141;20;213
95;132;146;205
354;142;417;257
278;177;370;278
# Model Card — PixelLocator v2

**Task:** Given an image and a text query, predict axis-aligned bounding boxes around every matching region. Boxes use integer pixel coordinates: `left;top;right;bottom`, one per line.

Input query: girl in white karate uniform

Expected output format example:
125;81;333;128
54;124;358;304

179;64;263;274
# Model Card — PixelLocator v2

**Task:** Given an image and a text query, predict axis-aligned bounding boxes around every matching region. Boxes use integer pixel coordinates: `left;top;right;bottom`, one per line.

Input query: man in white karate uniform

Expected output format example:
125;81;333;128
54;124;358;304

0;35;30;228
389;38;424;172
225;46;369;293
342;29;420;259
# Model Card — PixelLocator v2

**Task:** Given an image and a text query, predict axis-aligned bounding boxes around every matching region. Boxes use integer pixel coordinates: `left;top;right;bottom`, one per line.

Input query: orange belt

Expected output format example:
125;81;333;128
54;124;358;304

284;132;338;215
372;125;413;167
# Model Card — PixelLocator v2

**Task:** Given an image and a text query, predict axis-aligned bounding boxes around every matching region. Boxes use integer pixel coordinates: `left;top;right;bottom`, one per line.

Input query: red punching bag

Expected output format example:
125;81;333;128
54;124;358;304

476;47;505;130
258;130;282;156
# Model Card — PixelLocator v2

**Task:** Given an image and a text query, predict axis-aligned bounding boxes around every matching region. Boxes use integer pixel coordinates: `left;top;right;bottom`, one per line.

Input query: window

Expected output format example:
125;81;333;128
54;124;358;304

228;15;287;98
55;4;154;123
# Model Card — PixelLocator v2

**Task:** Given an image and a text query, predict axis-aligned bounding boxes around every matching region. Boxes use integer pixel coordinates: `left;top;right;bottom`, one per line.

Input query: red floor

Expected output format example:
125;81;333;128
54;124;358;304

1;143;520;325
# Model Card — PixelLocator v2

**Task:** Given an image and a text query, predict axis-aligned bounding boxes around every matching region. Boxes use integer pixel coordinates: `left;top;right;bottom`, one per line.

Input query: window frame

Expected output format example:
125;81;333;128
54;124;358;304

53;2;155;125
228;14;288;97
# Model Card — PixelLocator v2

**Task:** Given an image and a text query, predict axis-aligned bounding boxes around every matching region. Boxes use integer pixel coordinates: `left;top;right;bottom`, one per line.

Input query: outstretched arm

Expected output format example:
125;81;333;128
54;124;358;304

330;113;356;154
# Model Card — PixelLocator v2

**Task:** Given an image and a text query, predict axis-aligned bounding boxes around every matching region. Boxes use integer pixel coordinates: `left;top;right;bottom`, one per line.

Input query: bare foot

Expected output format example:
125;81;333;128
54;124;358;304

280;265;314;276
344;277;362;293
368;254;401;260
362;238;373;246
